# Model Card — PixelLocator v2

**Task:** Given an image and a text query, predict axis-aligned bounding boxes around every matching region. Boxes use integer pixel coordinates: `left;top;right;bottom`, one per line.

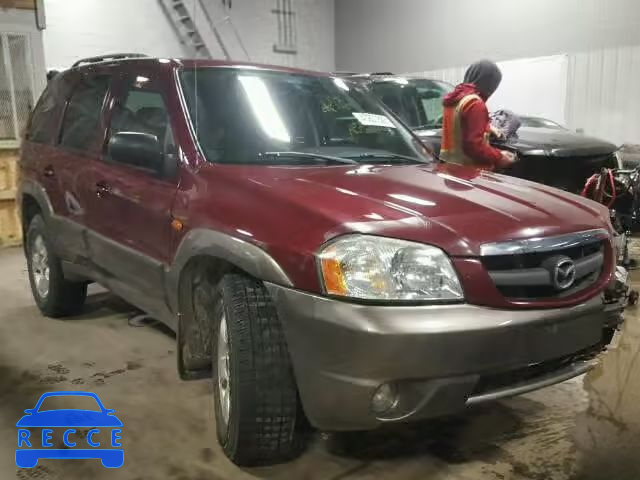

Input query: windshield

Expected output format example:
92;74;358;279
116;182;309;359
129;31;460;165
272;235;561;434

368;78;452;129
520;116;566;130
179;68;431;165
37;395;102;412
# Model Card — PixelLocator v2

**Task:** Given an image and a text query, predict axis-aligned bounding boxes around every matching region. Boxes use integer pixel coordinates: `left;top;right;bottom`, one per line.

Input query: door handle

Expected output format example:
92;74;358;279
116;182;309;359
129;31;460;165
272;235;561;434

43;165;55;178
95;181;111;197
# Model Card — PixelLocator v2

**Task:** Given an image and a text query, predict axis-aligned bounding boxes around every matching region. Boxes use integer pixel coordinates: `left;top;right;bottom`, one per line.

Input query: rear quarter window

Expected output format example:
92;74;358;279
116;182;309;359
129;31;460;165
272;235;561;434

59;74;110;151
26;75;73;145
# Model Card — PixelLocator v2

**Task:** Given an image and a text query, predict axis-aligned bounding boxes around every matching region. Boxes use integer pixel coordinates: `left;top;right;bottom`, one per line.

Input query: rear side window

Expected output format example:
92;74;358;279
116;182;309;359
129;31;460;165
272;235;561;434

27;75;71;144
59;75;110;151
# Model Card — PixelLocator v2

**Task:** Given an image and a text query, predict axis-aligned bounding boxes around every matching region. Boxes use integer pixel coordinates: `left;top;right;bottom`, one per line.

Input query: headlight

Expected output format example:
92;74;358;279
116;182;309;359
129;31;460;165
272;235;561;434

318;235;463;301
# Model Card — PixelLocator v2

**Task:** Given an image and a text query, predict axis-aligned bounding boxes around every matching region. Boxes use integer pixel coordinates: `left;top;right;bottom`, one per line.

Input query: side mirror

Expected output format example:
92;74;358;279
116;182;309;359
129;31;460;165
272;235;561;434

24;409;33;414
108;132;163;173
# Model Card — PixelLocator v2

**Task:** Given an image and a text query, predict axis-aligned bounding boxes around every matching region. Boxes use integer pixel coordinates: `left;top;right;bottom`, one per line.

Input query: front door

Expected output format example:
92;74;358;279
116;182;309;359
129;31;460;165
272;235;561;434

86;70;179;302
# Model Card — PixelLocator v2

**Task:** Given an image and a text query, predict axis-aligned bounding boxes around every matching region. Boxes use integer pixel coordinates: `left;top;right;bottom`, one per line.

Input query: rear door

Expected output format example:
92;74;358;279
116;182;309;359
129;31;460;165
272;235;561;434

86;69;179;300
21;73;73;224
41;72;111;260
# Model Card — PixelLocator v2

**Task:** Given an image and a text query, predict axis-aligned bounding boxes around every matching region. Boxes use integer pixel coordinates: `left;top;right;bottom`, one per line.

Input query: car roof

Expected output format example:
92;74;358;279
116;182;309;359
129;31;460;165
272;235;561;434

68;55;332;78
342;73;453;85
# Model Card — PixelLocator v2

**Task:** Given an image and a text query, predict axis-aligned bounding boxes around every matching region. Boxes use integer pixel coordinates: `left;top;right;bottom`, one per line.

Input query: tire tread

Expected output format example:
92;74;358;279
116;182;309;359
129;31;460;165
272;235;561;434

218;273;304;465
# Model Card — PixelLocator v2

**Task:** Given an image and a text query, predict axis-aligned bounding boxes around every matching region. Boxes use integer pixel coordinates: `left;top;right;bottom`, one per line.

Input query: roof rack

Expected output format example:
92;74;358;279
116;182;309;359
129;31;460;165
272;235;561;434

71;53;149;68
370;72;395;76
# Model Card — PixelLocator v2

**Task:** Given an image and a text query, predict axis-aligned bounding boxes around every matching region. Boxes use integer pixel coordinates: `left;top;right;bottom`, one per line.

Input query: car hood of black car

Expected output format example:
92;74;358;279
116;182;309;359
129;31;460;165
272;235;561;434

506;127;618;156
414;127;618;157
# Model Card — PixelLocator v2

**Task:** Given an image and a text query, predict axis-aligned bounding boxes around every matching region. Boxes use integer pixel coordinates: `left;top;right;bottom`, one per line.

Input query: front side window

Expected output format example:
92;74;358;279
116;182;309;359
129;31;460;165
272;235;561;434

59;75;110;151
179;68;431;165
110;82;171;143
370;79;452;130
106;76;174;170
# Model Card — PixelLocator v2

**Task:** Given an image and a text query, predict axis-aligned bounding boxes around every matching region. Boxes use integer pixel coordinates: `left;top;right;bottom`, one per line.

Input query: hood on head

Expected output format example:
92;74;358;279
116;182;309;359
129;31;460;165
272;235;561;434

443;83;480;107
463;60;502;100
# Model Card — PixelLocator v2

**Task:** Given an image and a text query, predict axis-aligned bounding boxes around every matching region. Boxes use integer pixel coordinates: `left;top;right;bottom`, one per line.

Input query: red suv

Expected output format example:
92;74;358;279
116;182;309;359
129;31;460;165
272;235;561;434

19;54;622;465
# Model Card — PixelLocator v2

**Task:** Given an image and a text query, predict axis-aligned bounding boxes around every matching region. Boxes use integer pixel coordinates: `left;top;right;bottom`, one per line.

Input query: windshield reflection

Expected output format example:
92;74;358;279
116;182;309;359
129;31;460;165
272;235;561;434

180;68;432;165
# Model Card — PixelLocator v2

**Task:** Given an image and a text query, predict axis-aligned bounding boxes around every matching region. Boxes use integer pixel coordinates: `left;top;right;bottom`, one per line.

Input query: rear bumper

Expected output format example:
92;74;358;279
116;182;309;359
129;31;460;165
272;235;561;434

267;284;620;431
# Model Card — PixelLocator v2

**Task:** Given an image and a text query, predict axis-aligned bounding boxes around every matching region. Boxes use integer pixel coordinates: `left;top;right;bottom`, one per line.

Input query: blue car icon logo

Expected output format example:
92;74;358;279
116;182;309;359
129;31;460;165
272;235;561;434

16;391;123;468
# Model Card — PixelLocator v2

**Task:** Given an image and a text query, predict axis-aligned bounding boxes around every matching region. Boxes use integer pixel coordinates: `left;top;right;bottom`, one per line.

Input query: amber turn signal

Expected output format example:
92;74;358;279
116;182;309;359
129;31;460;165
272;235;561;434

171;218;184;231
320;255;347;296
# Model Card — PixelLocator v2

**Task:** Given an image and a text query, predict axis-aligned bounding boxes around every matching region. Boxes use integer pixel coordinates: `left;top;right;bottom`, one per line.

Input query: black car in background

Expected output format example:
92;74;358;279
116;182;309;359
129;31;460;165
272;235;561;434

349;74;620;194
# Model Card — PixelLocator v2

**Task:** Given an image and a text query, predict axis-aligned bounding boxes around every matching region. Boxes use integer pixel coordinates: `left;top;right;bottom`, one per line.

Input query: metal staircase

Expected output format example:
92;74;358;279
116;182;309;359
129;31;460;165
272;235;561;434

158;0;249;61
159;0;211;58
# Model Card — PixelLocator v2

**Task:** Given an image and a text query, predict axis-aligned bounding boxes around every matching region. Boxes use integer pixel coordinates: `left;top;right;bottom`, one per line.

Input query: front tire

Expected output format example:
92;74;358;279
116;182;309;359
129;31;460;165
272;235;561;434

26;214;87;317
209;273;307;465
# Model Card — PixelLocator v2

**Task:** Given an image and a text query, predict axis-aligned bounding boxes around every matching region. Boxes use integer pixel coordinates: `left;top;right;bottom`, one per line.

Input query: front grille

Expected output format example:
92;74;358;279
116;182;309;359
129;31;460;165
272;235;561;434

508;153;617;193
480;230;608;301
482;241;602;270
495;269;599;300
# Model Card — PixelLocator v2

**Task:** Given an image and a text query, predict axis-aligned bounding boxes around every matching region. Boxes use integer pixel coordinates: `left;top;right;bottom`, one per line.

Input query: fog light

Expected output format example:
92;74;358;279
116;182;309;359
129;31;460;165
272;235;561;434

371;383;397;414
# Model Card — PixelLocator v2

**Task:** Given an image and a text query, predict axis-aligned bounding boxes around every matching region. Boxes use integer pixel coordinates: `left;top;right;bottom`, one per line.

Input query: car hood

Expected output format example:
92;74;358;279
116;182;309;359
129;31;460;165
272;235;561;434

415;127;617;156
237;163;610;257
16;410;123;427
507;127;618;156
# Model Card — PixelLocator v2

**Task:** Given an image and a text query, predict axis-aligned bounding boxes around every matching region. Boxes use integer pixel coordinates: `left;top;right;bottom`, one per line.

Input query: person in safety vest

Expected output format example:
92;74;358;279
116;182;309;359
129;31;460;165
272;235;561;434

441;60;516;170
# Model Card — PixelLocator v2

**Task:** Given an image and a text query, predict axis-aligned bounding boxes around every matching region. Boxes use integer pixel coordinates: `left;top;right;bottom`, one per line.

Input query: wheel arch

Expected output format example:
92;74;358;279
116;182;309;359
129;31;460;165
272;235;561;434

169;229;293;379
20;180;54;253
167;228;293;314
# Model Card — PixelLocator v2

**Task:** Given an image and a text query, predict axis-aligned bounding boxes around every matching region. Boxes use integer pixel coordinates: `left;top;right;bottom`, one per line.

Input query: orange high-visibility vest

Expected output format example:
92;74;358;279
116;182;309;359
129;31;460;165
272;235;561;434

440;94;483;166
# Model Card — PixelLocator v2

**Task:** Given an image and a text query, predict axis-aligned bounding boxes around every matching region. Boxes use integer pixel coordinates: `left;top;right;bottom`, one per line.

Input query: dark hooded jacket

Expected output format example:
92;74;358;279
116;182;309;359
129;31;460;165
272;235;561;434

442;60;507;169
463;59;502;100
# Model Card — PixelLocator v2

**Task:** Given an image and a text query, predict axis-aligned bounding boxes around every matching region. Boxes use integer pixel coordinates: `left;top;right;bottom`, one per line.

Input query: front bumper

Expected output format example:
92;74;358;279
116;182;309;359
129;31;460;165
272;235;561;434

267;284;621;431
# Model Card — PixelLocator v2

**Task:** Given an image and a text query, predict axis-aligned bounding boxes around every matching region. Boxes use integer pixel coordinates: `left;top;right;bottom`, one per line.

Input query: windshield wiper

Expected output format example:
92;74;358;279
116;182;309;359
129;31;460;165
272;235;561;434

413;123;442;130
260;151;358;165
347;153;428;164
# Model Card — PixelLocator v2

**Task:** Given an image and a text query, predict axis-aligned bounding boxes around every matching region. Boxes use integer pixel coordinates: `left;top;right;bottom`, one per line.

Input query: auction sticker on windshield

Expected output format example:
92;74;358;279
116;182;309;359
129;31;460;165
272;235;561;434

352;112;396;128
15;391;124;469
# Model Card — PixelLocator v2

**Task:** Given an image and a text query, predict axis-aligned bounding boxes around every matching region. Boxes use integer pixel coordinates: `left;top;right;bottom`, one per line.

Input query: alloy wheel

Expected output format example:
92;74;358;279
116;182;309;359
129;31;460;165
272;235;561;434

31;235;50;299
217;310;231;430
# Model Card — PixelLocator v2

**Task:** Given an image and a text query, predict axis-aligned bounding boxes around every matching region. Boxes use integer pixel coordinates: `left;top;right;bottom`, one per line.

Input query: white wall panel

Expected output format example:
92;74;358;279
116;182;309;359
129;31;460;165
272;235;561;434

335;0;640;74
567;44;640;145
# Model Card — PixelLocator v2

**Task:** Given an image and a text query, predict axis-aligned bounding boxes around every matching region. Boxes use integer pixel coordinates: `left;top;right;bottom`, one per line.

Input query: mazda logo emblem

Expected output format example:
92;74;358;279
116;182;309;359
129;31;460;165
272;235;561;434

552;258;576;290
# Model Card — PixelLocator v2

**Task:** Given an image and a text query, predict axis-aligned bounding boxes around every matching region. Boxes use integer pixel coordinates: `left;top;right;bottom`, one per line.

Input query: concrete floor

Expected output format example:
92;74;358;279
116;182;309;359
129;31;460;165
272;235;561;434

1;246;640;480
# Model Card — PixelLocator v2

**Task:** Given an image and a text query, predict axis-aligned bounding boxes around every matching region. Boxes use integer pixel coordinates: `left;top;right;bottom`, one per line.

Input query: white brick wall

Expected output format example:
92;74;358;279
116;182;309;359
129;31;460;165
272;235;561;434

42;0;335;72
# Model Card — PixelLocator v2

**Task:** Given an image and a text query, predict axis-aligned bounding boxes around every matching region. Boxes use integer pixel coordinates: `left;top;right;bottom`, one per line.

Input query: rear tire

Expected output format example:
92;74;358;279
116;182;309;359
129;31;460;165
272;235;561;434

209;273;307;465
26;214;87;317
